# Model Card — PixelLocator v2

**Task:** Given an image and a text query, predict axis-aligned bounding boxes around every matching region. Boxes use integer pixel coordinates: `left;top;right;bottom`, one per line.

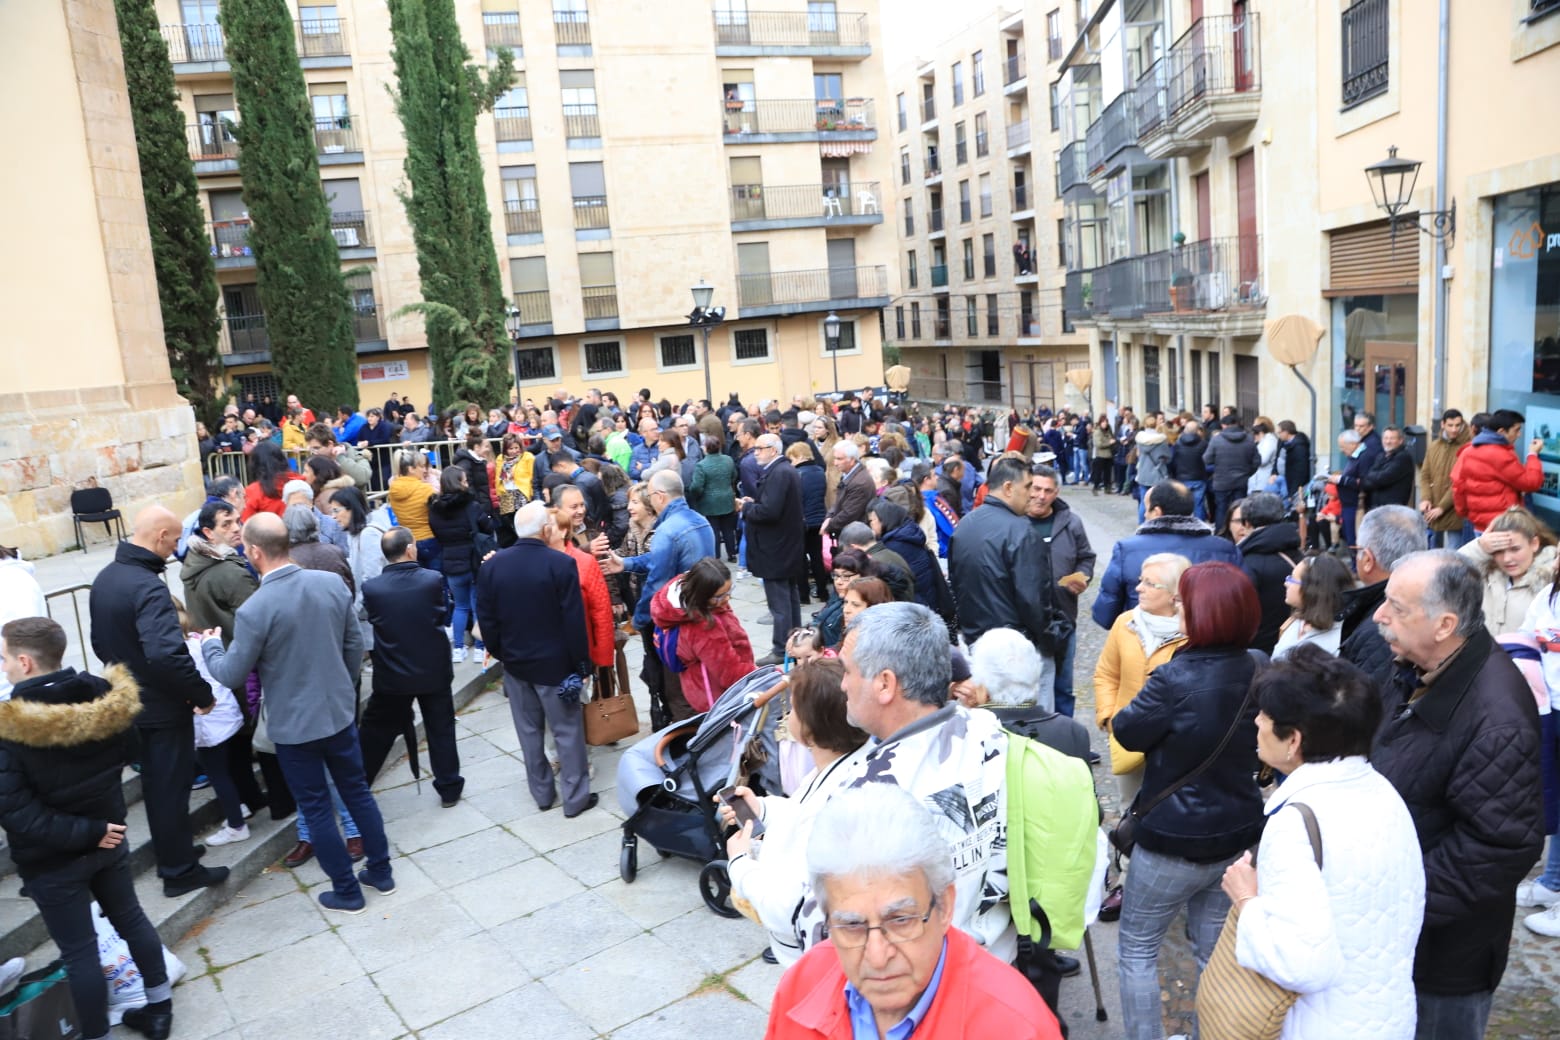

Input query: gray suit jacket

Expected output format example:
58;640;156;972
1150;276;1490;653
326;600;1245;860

201;563;362;745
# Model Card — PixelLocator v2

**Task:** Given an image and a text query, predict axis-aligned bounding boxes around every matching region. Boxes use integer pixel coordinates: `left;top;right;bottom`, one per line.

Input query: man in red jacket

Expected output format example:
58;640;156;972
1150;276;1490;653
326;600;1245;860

763;784;1061;1040
1451;409;1545;533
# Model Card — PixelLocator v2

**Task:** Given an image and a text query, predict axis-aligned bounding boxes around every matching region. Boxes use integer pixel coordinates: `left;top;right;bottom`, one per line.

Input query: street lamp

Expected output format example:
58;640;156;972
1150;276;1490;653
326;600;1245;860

504;305;523;404
1364;146;1455;244
687;280;724;405
824;312;841;397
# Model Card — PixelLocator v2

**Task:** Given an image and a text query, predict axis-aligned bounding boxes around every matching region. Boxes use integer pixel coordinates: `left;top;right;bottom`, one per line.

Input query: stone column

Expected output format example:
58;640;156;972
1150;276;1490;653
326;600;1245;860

0;0;203;556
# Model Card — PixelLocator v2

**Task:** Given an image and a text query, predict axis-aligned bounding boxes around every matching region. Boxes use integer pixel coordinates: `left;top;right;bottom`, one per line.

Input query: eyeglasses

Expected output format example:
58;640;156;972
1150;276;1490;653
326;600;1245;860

1137;578;1173;591
1284;575;1304;587
824;898;938;948
1228;515;1246;526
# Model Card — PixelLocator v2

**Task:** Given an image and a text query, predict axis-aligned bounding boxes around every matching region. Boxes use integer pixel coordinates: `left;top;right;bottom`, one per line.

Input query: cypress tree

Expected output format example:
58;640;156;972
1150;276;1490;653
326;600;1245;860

221;0;358;410
115;0;224;422
387;0;515;409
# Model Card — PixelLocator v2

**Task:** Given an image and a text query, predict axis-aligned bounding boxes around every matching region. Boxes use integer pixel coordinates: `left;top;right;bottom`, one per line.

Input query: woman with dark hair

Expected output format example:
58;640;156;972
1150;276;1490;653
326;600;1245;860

646;429;686;480
494;433;533;547
241;440;290;520
427;466;493;663
595;460;632;549
1090;415;1117;494
1214;644;1424;1039
1110;561;1265;1040
1272;553;1355;659
689;435;739;563
359;407;397;490
814;548;876;648
722;657;871;967
649;557;755;713
452;430;494;516
868;497;955;633
323;485;390;650
789;442;829;599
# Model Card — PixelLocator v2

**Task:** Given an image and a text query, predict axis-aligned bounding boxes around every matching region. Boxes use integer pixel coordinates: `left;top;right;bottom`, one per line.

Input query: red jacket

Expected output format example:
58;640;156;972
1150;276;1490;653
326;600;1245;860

565;544;615;667
241;481;286;522
763;927;1060;1040
649;578;755;712
1451;437;1544;531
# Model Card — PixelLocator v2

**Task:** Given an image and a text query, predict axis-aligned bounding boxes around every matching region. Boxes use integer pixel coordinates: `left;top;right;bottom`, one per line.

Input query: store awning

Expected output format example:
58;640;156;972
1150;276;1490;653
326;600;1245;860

819;140;873;158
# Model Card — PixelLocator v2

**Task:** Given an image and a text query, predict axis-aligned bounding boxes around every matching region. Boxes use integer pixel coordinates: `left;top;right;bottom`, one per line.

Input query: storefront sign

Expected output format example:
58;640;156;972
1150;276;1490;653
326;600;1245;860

359;360;410;383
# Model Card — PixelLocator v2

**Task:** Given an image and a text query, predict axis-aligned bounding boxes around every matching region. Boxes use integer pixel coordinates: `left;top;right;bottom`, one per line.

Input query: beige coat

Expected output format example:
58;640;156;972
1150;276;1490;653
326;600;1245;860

1093;610;1186;774
1458;540;1559;637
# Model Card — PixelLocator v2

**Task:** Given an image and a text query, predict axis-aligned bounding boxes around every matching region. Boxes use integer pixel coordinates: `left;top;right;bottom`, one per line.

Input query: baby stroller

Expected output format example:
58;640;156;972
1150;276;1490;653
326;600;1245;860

615;666;788;917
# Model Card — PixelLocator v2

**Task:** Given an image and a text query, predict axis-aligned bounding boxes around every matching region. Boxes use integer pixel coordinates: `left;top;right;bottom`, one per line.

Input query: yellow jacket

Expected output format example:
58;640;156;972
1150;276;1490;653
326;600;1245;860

281;421;307;454
388;475;435;540
1093;610;1185;774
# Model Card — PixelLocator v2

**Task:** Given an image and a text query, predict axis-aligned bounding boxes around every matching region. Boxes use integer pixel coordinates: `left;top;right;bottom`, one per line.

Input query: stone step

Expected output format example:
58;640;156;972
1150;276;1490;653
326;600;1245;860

6;661;499;965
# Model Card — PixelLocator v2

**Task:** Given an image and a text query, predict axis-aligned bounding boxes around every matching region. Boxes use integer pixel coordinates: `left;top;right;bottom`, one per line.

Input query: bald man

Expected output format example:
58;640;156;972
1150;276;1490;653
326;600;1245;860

90;505;229;896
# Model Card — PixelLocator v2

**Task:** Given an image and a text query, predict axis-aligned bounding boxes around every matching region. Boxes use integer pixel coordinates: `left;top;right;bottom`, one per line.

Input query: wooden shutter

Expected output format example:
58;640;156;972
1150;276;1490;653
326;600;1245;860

1327;220;1419;295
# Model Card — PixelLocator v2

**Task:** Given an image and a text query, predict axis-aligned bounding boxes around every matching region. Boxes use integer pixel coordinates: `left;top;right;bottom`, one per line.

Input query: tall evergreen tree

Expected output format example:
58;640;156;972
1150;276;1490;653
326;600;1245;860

221;0;358;411
387;0;515;409
115;0;224;421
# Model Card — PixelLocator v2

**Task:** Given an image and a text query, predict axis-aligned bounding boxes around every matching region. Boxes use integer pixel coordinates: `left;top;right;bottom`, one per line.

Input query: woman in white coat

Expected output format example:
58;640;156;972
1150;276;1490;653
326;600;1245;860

1219;644;1425;1039
722;658;870;967
1249;417;1281;495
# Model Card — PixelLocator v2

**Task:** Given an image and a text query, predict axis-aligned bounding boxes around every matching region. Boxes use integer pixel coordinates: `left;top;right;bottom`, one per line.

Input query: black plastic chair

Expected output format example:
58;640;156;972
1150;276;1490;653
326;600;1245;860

70;487;126;548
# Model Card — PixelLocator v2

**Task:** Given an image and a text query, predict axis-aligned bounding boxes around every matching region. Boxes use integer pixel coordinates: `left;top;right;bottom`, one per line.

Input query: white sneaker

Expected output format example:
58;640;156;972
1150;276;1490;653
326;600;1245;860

452;646;468;664
1517;878;1560;907
239;803;254;820
0;957;24;992
205;824;250;846
1522;903;1560;937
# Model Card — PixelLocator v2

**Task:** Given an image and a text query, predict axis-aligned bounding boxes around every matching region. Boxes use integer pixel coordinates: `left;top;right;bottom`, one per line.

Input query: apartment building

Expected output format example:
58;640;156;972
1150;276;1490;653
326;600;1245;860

1055;0;1560;483
885;5;1091;414
156;0;896;410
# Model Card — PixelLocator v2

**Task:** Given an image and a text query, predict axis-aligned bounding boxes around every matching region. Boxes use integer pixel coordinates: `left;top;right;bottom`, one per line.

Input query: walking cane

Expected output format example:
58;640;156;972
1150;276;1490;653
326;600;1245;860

1082;928;1108;1022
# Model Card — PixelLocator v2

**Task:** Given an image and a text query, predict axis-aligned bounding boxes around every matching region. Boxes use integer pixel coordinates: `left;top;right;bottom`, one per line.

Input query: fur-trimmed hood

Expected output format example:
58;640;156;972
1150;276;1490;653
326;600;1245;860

1134;513;1214;537
0;664;141;748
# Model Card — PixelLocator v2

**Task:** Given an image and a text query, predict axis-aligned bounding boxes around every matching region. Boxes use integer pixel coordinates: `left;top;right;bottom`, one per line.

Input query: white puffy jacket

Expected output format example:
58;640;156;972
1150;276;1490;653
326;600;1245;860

1236;756;1425;1040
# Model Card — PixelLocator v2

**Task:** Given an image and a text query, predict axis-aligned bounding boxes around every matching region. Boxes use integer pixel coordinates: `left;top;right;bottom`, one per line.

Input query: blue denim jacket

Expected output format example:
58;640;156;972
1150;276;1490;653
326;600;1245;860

622;498;716;628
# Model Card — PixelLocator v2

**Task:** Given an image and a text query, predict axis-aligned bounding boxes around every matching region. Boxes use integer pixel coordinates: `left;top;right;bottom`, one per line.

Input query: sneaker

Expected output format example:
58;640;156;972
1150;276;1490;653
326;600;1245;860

191;774;211;791
358;868;396;895
1523;902;1560;937
1517;878;1560;908
452;646;468;664
318;891;367;916
240;803;254;819
205;824;250;847
0;957;25;993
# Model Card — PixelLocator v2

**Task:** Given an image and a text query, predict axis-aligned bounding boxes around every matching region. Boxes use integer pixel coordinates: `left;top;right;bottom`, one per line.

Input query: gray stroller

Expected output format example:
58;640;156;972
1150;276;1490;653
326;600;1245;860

614;665;787;916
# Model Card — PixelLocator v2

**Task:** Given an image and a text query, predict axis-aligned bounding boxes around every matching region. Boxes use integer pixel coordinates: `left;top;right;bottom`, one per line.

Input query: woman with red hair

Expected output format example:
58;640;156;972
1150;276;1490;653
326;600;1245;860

1110;561;1266;1040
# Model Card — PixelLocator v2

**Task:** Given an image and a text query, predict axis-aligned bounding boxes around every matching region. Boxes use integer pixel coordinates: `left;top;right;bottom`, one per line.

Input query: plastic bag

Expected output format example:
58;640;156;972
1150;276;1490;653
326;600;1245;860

91;904;186;1026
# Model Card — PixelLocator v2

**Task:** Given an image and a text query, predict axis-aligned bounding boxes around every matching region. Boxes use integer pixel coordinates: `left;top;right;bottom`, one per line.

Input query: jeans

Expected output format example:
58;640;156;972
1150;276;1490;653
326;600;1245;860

763;577;802;657
1073;446;1090;479
1414;990;1493;1040
195;731;266;829
275;725;389;900
1540;833;1560;891
294;774;359;843
136;723;200;880
1135;485;1149;525
1211;488;1240;534
26;846;170;1040
447;571;476;649
1182;480;1208;522
1052;629;1077;717
1118;845;1237;1040
1427;524;1472;550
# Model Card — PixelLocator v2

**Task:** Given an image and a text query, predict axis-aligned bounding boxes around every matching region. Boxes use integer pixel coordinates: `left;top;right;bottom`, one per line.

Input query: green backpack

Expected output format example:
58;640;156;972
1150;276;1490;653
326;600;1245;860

1005;731;1101;952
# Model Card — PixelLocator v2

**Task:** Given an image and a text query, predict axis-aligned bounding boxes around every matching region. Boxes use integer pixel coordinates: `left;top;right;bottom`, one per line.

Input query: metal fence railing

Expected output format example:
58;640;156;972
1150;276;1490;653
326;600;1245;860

712;10;871;48
494;105;533;142
724;98;876;134
729;181;882;222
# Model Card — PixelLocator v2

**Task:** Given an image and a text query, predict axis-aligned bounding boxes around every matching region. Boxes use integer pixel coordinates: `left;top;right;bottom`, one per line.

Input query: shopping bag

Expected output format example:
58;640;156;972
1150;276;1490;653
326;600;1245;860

92;904;186;1026
0;961;79;1040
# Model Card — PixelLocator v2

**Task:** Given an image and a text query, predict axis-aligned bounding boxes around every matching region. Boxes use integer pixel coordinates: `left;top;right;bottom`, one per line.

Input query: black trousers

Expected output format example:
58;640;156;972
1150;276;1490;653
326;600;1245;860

638;626;695;726
195;731;266;829
27;846;170;1040
1090;458;1113;489
256;750;295;820
358;690;465;801
709;512;739;560
136;723;200;879
802;526;830;600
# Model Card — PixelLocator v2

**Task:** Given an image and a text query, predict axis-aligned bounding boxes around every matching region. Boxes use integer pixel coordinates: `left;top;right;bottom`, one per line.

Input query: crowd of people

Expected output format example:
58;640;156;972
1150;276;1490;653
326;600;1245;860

0;380;1556;1040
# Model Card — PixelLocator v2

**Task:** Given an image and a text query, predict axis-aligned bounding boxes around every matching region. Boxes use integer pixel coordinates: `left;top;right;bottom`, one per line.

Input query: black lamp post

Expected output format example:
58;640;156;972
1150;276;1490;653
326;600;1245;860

824;312;841;396
1364;145;1455;244
688;279;724;405
503;305;523;403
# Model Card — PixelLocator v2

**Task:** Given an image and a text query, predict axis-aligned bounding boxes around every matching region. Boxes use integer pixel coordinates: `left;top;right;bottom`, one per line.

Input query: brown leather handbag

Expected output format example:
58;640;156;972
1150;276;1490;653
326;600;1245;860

584;648;639;746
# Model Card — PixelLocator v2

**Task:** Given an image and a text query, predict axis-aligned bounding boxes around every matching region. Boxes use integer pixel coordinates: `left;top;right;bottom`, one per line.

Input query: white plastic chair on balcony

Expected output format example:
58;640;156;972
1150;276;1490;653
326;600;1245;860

857;189;879;214
822;191;843;217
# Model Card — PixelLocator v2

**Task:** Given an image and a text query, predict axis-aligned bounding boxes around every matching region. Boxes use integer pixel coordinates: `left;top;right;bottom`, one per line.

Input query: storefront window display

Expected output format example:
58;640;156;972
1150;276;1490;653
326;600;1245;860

1330;293;1417;465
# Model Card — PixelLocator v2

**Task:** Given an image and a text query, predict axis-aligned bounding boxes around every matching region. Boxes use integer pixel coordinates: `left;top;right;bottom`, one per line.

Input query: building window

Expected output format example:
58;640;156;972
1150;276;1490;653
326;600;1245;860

974;113;989;158
1341;0;1389;108
900;149;911;185
895;306;906;338
560;69;599;137
954;122;967;165
972;50;985;96
910;301;923;337
903;198;914;235
982;233;996;276
1047;10;1063;60
959;180;971;223
659;333;699;369
1143;344;1161;412
582;339;624;376
979;174;992;218
1057;218;1067;267
823;319;858;353
962;238;975;280
951;61;964;106
965;296;979;336
516;345;557;383
987;293;1000;335
733;327;771;362
1049;82;1061;131
896;92;907;132
907;249;919;289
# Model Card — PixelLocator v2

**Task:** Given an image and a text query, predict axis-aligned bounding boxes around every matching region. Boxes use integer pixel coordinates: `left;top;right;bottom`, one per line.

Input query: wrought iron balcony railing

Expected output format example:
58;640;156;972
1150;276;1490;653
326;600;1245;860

503;198;541;235
737;266;888;308
729;182;882;222
494;105;532;142
712;10;870;48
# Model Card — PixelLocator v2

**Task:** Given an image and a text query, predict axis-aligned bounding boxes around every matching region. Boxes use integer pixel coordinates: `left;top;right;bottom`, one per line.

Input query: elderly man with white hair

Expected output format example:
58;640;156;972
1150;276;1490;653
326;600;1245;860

960;628;1090;761
763;784;1061;1040
824;439;876;539
282;478;348;551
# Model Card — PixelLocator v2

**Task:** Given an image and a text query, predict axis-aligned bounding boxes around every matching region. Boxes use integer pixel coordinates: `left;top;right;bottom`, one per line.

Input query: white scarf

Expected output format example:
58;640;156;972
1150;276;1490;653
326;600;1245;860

1132;606;1183;658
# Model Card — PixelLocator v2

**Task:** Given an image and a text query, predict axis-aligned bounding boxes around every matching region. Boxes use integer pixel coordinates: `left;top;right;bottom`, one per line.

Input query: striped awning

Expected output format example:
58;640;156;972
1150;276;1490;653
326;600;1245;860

819;140;874;158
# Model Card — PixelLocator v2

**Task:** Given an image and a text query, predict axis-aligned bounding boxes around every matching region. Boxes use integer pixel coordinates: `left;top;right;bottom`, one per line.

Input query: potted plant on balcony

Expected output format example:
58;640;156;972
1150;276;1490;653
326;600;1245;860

1170;266;1194;312
1081;282;1093;310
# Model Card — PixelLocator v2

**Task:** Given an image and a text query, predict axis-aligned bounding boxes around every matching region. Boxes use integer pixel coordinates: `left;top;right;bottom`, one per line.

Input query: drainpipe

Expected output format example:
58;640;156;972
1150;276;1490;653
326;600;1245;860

1432;0;1449;418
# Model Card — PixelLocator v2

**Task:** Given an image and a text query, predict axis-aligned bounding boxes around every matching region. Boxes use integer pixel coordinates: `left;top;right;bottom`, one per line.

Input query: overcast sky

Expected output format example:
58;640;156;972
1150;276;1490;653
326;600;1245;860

881;0;999;72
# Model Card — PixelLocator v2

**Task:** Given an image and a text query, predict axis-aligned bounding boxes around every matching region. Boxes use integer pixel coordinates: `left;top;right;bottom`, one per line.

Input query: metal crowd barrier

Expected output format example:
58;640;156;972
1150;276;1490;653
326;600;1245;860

45;583;100;676
203;435;558;491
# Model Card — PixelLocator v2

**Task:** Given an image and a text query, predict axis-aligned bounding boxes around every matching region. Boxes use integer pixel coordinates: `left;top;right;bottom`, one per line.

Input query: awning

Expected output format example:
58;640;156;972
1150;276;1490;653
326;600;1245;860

819;140;873;158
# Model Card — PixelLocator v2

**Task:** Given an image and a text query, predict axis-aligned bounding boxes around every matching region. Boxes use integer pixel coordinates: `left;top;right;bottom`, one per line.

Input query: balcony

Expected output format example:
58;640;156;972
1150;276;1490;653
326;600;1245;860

728;181;884;230
1341;0;1387;108
928;209;945;236
1141;15;1263;159
313;115;361;164
207;211;375;268
1006;119;1032;155
1065;269;1096;319
187;122;239;173
295;17;350;61
572;195;610;232
712;9;871;58
582;285;618;327
925;151;942;181
504;198;541;236
722;98;876;146
1140;236;1266;320
921;97;936;124
1003;54;1027;89
346;271;383;344
1058;140;1087;193
160;19;350;72
483;18;522;53
219;313;269;357
564;104;600;140
930;264;949;287
1012;183;1033;215
495;105;532;145
510;289;553;336
1084;94;1136;185
735;265;889;317
553;11;591;49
